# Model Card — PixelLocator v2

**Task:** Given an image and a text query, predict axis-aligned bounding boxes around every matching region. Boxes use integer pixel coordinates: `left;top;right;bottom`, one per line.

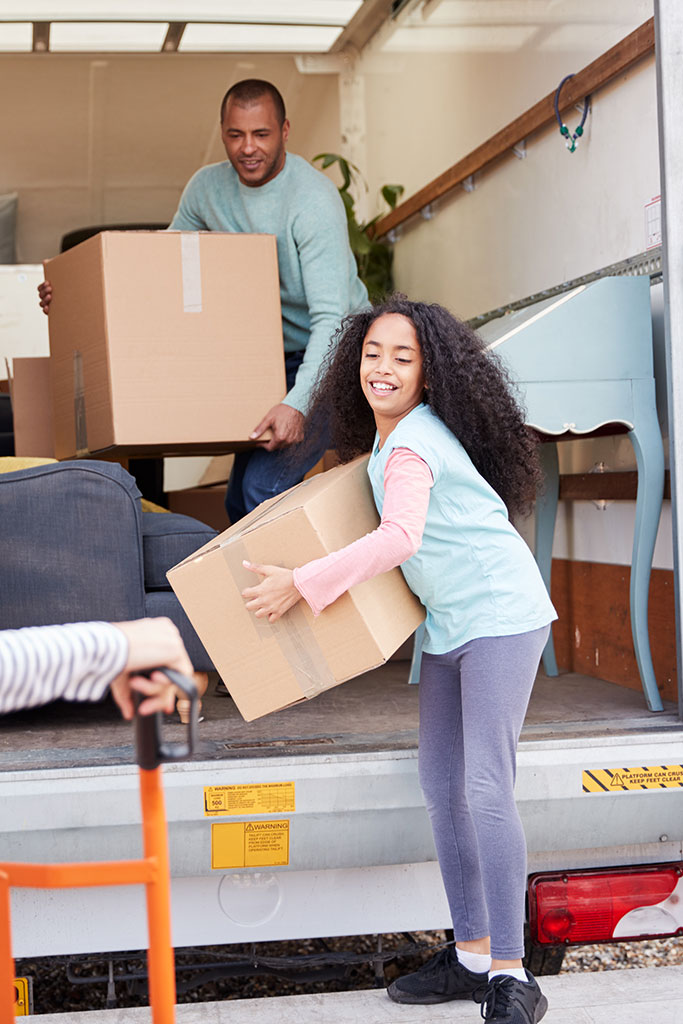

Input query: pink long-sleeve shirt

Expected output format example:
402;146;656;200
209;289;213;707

293;448;433;615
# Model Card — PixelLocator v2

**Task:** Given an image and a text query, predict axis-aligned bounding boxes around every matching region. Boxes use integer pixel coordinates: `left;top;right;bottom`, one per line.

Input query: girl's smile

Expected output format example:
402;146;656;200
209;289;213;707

360;314;426;442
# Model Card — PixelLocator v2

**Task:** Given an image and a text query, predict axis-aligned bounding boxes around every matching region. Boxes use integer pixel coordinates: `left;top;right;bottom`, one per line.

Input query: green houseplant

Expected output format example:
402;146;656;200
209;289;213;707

313;152;404;304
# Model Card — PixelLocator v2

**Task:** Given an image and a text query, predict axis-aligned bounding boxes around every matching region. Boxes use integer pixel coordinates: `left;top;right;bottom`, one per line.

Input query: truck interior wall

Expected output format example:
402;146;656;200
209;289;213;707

358;0;660;484
0;54;343;263
356;0;674;704
385;55;658;324
359;0;655;316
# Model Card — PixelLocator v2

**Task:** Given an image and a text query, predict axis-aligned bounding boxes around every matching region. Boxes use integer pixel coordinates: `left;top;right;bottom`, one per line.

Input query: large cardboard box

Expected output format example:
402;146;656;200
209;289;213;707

168;457;425;721
9;356;55;458
168;484;230;533
44;231;286;460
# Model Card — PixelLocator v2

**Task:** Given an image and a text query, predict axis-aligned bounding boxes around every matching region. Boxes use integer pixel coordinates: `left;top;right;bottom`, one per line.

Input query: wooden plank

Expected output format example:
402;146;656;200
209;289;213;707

162;23;186;53
558;470;671;502
374;18;655;238
331;0;395;54
550;559;677;705
32;22;50;53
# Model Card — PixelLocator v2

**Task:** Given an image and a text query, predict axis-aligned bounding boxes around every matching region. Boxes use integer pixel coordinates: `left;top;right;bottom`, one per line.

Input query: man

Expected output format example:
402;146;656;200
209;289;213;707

167;79;368;521
0;616;191;717
39;79;368;521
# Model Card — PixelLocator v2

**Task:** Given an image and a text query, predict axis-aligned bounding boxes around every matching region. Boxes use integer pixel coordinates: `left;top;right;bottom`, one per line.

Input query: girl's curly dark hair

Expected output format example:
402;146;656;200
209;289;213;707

303;296;542;518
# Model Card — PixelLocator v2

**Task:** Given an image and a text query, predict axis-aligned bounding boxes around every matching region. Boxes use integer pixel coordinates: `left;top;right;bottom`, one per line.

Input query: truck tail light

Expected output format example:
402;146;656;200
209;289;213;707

528;863;683;945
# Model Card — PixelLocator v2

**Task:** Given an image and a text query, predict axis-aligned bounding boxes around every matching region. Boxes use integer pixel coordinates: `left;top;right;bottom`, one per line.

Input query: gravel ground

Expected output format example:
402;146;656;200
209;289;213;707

561;935;683;972
14;932;683;1014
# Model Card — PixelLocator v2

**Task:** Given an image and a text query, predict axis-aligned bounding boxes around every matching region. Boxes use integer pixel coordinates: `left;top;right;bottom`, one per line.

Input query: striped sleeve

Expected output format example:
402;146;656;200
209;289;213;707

0;622;129;715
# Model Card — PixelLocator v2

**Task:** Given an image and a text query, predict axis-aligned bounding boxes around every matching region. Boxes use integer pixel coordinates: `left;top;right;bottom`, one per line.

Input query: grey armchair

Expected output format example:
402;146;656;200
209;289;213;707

0;459;216;671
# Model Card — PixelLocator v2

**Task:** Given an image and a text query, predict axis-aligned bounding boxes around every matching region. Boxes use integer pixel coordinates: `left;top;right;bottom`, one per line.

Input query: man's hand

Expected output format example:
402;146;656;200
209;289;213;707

250;403;304;451
109;617;193;720
37;280;53;315
242;561;302;622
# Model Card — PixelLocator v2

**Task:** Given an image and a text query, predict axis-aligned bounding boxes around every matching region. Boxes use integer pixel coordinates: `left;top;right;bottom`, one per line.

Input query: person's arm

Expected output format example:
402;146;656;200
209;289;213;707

282;186;367;416
242;449;432;621
248;183;363;449
0;618;191;718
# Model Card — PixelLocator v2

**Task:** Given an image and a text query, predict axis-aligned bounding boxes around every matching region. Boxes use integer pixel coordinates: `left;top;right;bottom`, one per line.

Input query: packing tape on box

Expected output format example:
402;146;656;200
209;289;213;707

181;233;203;314
220;533;336;699
73;350;89;455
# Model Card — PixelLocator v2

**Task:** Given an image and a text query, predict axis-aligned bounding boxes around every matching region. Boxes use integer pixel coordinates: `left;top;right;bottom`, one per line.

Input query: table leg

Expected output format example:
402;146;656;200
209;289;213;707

407;621;425;686
536;442;559;676
629;401;666;712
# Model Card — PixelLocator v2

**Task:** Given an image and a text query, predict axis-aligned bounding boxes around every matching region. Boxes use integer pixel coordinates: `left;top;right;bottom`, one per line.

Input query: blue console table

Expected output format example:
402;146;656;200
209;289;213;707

478;276;665;712
409;277;665;711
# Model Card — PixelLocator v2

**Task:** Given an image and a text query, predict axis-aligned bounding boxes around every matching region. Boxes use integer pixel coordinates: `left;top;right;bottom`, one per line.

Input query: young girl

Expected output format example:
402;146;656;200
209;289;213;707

242;297;556;1024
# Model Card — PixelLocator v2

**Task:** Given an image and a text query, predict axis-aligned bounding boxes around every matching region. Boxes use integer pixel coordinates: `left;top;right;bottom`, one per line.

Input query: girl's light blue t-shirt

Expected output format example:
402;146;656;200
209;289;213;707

367;404;557;654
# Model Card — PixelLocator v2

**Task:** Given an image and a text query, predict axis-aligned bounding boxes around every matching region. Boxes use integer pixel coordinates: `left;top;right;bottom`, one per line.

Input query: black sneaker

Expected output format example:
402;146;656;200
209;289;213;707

387;946;488;1004
476;970;548;1023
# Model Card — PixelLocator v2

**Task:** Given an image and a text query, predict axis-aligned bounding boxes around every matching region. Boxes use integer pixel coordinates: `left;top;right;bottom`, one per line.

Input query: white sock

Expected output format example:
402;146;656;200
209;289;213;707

489;968;528;983
456;947;492;974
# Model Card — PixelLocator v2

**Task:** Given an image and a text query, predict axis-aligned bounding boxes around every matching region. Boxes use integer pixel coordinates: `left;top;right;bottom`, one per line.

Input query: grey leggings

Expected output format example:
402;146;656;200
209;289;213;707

418;625;549;960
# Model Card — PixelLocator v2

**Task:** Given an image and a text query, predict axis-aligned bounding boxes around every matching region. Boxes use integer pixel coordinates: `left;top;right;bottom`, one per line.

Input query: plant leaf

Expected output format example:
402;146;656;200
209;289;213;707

340;189;356;215
381;184;405;210
313;153;339;169
315;152;403;301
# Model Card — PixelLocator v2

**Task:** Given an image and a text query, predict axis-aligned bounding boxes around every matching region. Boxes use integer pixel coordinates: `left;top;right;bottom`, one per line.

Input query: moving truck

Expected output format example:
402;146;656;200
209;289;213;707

1;0;682;995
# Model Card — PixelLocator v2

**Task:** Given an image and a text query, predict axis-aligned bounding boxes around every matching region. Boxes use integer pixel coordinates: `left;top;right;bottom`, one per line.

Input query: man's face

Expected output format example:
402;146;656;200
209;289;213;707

221;96;289;187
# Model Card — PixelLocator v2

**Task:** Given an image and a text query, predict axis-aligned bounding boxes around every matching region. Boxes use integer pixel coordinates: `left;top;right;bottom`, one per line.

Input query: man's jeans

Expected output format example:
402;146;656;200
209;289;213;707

224;350;329;524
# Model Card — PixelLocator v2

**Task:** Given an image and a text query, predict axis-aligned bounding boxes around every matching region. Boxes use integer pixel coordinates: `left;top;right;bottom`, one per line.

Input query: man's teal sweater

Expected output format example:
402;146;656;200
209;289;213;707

170;153;368;413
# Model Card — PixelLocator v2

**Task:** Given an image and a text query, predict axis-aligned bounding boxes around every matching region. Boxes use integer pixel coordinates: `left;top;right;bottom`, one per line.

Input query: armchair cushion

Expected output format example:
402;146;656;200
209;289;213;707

0;460;145;629
0;458;216;671
142;511;217;590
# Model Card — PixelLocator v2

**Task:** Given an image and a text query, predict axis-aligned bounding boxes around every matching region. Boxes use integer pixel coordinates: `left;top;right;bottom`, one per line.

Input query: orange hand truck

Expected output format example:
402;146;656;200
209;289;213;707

0;669;198;1024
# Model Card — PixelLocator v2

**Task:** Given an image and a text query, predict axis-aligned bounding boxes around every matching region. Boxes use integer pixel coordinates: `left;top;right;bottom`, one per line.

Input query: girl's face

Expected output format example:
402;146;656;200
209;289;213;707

360;313;426;437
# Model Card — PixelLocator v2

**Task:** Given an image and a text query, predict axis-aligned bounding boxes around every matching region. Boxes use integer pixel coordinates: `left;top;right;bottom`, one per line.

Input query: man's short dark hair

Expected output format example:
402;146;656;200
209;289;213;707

220;80;286;125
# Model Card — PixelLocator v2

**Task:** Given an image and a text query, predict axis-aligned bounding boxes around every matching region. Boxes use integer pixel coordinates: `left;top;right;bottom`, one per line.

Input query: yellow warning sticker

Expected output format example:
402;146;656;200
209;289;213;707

204;782;295;817
14;978;30;1016
211;820;290;869
583;764;683;792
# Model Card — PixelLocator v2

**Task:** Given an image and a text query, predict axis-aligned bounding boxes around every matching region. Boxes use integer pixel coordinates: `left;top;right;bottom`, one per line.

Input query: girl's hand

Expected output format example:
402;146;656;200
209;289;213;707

242;561;302;622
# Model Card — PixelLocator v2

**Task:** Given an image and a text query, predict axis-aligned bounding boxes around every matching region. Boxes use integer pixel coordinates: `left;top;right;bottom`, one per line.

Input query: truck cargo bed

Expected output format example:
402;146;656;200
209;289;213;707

1;663;678;773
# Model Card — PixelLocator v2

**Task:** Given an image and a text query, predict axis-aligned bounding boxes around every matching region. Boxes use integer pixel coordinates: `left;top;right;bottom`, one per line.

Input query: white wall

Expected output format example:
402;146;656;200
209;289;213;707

360;0;656;316
358;0;668;568
0;53;342;262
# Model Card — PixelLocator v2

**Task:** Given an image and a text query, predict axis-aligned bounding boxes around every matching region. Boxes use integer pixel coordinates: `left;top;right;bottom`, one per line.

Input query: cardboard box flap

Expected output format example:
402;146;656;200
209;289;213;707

351;570;425;659
169;459;368;575
305;456;376;550
198;454;234;487
168;487;310;576
168;535;311;717
303;456;425;659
